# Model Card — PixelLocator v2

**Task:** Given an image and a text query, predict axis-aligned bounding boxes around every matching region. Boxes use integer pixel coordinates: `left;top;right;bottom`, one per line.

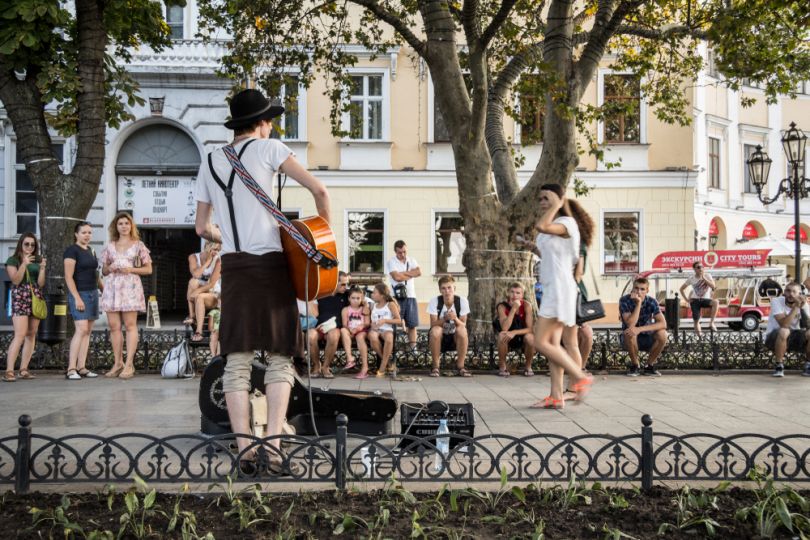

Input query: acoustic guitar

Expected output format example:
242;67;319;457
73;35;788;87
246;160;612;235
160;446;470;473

280;215;339;301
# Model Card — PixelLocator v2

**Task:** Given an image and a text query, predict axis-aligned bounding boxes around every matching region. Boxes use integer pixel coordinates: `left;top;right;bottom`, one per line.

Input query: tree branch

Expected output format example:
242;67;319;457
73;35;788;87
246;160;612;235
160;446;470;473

481;0;518;47
617;23;708;41
576;0;641;92
462;0;481;41
351;0;426;55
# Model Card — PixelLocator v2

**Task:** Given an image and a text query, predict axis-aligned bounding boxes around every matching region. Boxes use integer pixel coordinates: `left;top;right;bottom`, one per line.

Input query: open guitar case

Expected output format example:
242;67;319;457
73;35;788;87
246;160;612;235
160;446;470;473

198;355;398;437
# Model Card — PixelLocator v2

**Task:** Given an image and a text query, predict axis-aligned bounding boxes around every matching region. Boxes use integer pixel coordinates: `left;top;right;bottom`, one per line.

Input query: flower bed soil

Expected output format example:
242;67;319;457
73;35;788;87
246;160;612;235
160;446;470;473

0;484;804;539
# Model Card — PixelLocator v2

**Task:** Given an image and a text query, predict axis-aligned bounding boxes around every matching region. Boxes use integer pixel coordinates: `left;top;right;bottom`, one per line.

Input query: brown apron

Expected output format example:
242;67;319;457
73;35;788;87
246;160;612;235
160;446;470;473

219;251;303;358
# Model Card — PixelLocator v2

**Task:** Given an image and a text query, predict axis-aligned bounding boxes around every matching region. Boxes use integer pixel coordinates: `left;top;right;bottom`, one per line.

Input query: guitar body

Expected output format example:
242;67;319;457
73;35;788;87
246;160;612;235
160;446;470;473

280;216;339;300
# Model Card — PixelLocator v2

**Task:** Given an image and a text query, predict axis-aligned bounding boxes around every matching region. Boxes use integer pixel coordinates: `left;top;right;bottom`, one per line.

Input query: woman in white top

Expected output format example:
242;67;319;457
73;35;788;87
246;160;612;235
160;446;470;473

533;184;593;409
368;283;402;377
184;241;220;325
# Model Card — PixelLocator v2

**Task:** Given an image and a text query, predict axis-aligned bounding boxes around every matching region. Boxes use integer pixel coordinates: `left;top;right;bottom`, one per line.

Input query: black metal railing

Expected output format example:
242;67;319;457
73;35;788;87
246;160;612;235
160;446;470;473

1;327;801;373
3;415;810;493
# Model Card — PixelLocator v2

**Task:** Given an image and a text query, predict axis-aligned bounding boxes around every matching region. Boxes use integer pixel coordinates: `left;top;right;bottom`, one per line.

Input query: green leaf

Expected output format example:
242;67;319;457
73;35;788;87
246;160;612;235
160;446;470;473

124;492;138;513
144;490;156;510
775;497;794;531
512;485;526;503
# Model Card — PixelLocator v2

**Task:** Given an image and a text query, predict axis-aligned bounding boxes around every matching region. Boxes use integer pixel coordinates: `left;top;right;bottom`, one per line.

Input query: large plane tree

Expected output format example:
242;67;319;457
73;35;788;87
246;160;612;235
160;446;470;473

199;0;810;330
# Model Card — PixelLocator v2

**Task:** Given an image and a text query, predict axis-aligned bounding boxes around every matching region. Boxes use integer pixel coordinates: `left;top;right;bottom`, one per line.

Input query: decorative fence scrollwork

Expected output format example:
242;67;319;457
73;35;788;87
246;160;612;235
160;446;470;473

0;327;800;373
4;414;810;494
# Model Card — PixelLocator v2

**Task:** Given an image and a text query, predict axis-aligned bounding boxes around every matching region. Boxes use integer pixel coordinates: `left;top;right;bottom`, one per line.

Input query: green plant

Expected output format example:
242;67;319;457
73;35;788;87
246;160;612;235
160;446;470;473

165;483;212;540
734;468;810;538
658;485;722;536
117;475;163;539
449;467;526;513
30;494;92;538
601;523;640;540
546;477;593;510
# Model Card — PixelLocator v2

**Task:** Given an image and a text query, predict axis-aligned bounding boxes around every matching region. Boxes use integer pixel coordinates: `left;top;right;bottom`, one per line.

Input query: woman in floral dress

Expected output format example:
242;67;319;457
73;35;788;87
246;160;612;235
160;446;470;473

3;233;46;382
101;212;152;379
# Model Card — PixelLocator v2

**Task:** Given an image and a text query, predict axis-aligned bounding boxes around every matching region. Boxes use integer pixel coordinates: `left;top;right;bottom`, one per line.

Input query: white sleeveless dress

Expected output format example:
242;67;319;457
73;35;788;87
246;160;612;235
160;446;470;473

536;216;580;327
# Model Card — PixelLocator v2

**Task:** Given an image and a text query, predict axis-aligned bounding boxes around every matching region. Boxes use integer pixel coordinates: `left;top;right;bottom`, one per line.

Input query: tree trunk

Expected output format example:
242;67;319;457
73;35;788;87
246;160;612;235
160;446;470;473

0;0;107;297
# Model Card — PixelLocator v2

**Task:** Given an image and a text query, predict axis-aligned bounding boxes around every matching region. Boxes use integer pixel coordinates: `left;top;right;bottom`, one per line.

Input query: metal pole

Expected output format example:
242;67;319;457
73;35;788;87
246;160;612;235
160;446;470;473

794;164;802;283
15;415;32;494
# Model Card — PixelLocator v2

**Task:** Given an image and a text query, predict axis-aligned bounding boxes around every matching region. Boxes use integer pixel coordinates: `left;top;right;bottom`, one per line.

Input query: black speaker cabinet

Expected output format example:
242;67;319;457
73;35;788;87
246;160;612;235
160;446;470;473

199;356;397;436
399;402;475;450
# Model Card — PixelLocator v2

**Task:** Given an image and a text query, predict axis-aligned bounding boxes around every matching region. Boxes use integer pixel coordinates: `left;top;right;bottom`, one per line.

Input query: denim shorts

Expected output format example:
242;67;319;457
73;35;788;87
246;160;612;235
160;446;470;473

68;290;99;321
399;298;419;329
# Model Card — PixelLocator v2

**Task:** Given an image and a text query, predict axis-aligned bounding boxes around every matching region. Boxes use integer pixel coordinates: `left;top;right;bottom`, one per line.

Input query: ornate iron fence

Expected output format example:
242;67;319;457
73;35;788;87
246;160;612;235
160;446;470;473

0;327;800;373
3;414;810;493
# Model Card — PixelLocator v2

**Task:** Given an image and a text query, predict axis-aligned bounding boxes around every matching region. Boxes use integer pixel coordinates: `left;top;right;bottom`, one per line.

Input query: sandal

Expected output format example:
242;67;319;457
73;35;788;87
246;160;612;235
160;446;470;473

190;332;204;342
2;371;15;382
66;369;81;381
530;396;564;410
497;369;510;377
571;375;594;402
182;317;194;326
429;368;440;378
105;365;124;378
321;368;334;379
523;369;535;377
343;360;356;370
118;368;136;380
18;370;36;380
455;367;472;378
354;371;369;380
308;370;322;379
77;369;98;378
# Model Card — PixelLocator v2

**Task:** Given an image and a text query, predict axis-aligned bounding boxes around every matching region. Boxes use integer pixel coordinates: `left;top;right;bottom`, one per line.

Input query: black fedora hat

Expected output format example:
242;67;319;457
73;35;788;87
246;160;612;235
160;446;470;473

224;89;285;130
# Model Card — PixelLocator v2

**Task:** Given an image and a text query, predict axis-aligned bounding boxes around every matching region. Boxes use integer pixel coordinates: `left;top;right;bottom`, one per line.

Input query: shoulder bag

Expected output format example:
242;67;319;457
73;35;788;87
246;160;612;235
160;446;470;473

26;268;47;320
576;292;604;325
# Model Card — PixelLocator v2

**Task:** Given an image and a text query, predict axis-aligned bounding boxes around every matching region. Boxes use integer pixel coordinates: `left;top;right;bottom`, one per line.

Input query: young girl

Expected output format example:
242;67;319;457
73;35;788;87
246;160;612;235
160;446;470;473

340;286;370;379
368;283;402;377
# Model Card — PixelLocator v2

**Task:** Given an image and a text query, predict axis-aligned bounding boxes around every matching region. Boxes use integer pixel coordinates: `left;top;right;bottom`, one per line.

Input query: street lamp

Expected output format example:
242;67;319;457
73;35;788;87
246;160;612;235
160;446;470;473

709;234;718;249
746;122;809;282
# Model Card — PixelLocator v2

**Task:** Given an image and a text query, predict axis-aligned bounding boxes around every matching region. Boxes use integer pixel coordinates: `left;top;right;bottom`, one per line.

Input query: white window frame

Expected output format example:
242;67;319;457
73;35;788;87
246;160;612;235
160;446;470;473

164;2;185;40
6;138;69;237
341;69;390;141
343;208;388;275
596;69;647;145
431;208;466;276
600;208;644;276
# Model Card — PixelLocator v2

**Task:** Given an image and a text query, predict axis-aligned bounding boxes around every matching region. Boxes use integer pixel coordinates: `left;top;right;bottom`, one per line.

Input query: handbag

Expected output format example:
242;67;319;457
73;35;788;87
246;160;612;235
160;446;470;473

26;268;47;320
576;293;605;325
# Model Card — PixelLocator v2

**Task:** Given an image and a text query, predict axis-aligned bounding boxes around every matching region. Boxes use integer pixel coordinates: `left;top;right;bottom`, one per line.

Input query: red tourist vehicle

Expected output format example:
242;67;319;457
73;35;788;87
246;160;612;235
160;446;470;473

621;250;786;332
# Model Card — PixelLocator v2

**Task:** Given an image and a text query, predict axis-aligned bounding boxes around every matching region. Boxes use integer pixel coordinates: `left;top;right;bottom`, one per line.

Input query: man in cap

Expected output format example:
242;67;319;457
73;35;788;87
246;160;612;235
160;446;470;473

195;89;331;475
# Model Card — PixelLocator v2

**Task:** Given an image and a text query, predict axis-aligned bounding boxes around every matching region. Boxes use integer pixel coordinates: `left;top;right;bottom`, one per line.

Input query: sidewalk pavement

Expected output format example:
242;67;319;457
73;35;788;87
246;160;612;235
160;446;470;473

1;371;807;439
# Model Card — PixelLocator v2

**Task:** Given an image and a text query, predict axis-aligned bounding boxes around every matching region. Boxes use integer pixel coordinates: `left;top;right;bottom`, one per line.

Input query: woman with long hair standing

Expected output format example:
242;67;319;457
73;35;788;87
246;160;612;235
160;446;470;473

100;212;152;379
64;221;100;380
2;233;46;382
532;184;593;409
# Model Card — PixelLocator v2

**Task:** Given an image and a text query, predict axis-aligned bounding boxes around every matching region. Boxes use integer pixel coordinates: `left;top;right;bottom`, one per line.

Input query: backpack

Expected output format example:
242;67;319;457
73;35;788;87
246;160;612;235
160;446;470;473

436;295;462;319
161;340;195;379
492;301;527;332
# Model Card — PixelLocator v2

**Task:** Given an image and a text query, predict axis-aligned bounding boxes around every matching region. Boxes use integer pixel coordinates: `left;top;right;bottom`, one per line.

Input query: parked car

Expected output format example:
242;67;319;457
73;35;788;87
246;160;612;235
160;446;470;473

621;267;786;332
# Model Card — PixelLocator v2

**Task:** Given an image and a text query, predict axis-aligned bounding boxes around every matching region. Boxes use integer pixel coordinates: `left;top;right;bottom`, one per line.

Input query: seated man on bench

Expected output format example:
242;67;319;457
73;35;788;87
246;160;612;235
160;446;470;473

619;277;668;377
427;276;471;378
307;271;349;378
495;281;535;377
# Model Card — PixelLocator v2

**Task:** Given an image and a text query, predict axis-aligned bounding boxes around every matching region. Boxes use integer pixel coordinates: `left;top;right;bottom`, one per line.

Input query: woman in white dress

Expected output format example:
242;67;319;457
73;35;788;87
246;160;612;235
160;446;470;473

532;184;593;408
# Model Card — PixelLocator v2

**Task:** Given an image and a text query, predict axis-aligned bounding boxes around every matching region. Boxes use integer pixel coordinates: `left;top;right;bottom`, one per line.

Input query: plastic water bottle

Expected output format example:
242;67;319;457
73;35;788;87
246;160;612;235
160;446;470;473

433;419;450;472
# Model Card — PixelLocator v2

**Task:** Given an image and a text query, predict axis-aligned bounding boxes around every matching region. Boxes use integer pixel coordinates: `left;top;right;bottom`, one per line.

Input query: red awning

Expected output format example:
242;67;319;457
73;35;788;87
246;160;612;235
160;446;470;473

786;225;807;241
742;222;760;240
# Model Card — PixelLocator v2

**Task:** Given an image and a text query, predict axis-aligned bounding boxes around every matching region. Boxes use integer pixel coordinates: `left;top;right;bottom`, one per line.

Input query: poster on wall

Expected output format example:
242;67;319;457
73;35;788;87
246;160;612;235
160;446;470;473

117;176;196;226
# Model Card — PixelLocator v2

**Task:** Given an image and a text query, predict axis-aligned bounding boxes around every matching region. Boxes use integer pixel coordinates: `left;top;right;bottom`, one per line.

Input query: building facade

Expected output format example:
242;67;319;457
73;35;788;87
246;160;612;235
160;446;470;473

1;3;807;323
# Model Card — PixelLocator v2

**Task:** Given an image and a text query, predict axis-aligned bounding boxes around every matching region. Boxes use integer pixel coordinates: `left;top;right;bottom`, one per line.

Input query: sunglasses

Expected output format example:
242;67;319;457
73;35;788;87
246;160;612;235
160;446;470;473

22;242;36;247
695;266;703;269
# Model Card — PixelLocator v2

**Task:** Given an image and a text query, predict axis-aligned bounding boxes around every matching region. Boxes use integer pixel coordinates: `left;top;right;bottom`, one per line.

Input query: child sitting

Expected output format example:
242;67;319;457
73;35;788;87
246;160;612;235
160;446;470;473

340;286;371;379
368;283;402;377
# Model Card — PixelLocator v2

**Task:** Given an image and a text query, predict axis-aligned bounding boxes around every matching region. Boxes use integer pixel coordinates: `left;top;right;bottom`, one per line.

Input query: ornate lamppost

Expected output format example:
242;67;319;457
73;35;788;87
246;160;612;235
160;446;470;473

746;122;808;282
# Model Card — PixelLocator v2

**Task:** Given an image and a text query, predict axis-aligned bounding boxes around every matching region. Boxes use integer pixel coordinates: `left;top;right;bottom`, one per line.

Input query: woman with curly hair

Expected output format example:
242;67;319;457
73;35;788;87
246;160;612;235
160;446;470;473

532;184;593;409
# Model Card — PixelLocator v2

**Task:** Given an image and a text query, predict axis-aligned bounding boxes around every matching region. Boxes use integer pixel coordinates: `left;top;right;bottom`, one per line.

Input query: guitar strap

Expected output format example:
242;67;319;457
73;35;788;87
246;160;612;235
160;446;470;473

221;142;336;269
208;139;256;252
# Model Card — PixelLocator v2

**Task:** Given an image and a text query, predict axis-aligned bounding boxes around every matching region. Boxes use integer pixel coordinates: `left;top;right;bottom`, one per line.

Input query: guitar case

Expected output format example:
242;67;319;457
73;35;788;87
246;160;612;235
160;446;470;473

198;355;397;436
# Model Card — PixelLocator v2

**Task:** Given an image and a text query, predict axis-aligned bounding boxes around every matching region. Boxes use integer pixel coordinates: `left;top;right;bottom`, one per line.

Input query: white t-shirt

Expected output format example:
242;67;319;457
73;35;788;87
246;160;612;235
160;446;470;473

427;295;471;334
685;273;713;299
385;256;419;298
195;138;294;255
765;296;810;337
